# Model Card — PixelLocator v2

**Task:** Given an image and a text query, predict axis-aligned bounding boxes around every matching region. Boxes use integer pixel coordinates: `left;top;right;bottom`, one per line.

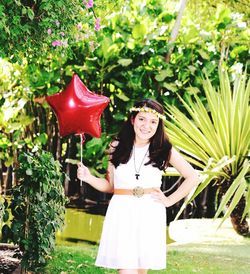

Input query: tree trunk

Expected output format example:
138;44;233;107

0;160;4;194
218;182;249;236
165;0;188;63
230;196;249;236
3;166;13;195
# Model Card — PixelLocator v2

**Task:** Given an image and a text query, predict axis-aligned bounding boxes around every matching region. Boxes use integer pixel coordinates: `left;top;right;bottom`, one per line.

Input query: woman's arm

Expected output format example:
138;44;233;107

152;147;200;207
77;161;114;193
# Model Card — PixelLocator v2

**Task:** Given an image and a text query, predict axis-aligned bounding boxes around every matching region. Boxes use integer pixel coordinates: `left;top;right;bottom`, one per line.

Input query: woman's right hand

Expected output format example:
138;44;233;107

77;162;92;183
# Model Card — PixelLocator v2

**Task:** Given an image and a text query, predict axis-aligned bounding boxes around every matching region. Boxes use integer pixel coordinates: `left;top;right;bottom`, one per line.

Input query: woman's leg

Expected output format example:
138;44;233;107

138;269;148;274
118;269;148;274
118;270;138;274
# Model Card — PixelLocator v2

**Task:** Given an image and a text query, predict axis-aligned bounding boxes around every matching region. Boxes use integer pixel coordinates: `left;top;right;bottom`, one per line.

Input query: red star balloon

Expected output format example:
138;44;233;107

46;74;110;138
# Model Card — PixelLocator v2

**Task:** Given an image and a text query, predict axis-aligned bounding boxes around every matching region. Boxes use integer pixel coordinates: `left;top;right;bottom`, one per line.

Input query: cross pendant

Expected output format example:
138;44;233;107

135;173;140;180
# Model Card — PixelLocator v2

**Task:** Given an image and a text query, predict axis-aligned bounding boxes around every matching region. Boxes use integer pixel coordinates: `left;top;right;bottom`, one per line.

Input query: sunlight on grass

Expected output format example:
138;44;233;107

45;219;250;274
169;218;247;244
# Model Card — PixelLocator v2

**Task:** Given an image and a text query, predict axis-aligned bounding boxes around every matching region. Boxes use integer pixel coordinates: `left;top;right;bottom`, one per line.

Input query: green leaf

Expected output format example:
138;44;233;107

132;23;147;39
100;37;113;58
163;83;178;92
3;210;9;222
242;187;250;220
5;156;13;167
47;86;60;96
214;160;249;219
116;93;130;102
230;45;248;58
27;8;34;20
86;137;102;149
197;49;210;60
22;7;27;15
65;158;80;165
185;86;200;95
155;68;173;82
218;181;247;228
26;168;32;175
35;133;48;145
127;39;135;50
113;112;126;121
118;59;133;67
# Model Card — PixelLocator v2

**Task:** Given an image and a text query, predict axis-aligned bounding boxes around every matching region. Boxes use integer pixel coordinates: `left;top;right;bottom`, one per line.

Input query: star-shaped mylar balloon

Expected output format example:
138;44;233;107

46;74;110;138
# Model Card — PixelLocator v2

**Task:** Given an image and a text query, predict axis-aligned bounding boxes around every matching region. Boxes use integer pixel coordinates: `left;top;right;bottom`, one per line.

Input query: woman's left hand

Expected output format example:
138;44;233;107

151;188;172;207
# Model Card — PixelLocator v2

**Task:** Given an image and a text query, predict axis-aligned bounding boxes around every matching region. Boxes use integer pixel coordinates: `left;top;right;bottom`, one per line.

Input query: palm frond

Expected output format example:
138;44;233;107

165;67;250;225
215;160;249;219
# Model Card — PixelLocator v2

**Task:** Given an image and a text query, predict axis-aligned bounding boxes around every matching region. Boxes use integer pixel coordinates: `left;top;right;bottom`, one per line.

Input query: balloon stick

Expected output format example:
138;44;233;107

80;134;85;186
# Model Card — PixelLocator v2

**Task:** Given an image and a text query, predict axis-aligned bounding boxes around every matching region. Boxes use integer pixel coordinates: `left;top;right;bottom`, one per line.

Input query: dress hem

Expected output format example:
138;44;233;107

95;263;166;270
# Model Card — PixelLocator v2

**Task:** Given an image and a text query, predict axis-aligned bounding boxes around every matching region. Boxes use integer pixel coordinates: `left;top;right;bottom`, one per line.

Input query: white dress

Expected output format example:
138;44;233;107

95;144;166;270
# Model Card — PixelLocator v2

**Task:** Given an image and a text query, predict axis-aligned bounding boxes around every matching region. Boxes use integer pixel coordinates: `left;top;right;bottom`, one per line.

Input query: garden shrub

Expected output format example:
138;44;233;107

2;149;68;272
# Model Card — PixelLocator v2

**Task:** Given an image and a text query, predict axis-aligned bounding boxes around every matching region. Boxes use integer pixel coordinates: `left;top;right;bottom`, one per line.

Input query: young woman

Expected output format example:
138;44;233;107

77;98;199;274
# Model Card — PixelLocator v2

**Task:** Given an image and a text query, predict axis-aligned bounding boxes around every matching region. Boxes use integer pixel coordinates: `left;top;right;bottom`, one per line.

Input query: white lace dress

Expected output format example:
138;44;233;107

95;144;166;270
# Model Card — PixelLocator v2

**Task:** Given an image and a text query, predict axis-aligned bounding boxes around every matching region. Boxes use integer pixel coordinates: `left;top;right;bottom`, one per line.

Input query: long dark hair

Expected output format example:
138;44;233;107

110;99;172;170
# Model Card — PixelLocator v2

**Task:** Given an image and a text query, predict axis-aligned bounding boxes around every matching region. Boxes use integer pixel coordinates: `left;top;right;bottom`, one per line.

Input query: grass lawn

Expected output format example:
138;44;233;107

45;219;250;274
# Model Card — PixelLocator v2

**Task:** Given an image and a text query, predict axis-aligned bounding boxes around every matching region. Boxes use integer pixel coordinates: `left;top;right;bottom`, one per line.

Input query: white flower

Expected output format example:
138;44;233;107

182;26;188;34
200;30;211;39
231;63;243;74
206;43;216;53
175;80;182;87
237;22;247;29
231;12;243;20
178;47;183;54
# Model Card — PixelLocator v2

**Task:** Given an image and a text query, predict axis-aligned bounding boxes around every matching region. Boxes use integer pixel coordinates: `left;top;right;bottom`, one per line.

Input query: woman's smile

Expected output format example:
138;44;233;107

132;111;159;143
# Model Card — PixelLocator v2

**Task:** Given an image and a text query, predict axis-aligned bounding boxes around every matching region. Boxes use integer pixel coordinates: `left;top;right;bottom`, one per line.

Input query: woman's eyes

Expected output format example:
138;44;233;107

138;117;157;124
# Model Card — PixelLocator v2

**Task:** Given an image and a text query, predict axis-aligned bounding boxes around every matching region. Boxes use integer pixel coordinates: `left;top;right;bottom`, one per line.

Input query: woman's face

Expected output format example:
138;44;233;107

132;111;159;143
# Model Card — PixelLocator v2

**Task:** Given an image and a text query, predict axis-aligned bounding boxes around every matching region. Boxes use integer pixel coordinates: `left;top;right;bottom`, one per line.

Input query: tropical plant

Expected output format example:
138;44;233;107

1;149;68;272
1;0;249;198
164;67;250;235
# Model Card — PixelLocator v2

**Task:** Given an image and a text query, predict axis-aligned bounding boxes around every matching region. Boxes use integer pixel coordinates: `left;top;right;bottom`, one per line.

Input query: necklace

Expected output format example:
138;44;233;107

133;144;149;180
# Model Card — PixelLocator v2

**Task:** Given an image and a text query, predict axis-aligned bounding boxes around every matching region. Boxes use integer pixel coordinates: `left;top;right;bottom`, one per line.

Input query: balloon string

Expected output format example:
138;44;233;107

80;134;85;186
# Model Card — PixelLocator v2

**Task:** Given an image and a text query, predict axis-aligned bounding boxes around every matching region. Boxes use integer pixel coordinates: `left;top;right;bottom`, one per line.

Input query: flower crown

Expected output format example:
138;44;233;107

129;106;166;120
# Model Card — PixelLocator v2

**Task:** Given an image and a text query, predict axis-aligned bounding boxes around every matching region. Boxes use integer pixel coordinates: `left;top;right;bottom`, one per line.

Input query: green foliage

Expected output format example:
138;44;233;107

0;57;47;168
2;149;68;272
71;0;249;113
0;0;121;59
0;0;249;183
0;0;84;58
165;68;250;226
81;134;110;177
